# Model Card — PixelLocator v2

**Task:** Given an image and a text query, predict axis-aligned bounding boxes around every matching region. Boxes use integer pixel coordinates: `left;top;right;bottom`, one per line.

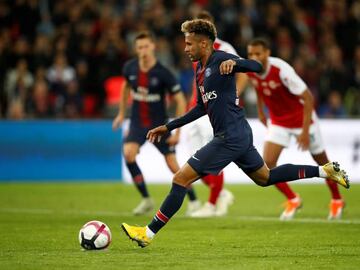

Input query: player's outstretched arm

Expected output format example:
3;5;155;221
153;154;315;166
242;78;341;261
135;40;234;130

147;125;168;143
220;59;262;75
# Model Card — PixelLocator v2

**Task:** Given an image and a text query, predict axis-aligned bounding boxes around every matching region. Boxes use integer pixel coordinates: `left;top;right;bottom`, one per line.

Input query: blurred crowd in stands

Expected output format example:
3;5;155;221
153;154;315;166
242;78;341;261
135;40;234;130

0;0;359;119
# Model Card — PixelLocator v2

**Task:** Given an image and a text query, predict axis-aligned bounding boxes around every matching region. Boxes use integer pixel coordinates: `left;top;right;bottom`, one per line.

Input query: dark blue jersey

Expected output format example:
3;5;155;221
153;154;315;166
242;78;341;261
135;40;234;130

167;50;262;145
123;58;181;128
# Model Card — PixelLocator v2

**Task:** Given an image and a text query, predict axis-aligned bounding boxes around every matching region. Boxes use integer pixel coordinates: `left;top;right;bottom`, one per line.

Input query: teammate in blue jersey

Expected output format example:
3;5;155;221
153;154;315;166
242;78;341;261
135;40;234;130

121;19;350;247
112;31;200;216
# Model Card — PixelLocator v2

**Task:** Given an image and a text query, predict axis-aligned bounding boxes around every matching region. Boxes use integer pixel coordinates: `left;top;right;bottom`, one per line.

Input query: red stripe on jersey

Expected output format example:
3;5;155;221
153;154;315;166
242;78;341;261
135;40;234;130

196;67;206;86
137;70;152;127
196;67;208;110
298;168;306;179
156;210;169;223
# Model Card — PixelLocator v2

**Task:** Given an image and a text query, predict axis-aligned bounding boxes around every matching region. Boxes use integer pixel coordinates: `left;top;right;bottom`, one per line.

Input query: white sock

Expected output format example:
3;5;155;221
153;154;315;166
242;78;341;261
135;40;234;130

319;166;327;178
145;226;155;239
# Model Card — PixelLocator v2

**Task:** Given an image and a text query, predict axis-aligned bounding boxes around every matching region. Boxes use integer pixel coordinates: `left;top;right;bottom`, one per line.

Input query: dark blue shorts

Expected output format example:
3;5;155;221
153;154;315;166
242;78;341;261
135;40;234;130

125;124;175;155
187;125;264;176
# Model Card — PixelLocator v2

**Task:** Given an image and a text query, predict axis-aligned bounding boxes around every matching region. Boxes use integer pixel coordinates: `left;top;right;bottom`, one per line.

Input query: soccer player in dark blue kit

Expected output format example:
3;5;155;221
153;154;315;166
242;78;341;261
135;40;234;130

121;19;349;247
112;31;200;215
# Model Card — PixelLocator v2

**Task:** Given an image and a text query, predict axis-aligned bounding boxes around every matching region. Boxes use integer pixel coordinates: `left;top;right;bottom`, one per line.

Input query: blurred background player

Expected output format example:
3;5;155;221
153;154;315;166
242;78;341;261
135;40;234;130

112;32;200;215
243;38;345;220
188;11;249;218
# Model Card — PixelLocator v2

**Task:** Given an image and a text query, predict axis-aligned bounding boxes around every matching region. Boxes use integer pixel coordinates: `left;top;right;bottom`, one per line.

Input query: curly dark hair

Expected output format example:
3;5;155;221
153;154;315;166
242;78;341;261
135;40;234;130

181;19;217;42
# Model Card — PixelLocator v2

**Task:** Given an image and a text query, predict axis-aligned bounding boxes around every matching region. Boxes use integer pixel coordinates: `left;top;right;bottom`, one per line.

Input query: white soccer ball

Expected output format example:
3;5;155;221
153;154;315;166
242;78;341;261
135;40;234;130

79;220;112;250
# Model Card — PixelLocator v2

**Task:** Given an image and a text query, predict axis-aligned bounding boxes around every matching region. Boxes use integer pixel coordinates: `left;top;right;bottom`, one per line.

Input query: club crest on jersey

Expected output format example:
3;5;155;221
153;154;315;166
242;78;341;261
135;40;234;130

150;77;159;86
205;68;212;77
199;86;217;103
268;80;281;89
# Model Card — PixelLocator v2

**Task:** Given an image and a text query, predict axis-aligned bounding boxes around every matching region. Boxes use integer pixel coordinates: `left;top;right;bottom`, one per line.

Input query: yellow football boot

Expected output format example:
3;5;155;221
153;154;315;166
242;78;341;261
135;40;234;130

121;223;152;248
322;162;350;189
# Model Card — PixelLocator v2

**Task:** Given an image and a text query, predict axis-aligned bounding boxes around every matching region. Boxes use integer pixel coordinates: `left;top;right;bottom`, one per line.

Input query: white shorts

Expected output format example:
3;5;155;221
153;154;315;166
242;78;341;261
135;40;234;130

266;119;325;155
186;116;213;151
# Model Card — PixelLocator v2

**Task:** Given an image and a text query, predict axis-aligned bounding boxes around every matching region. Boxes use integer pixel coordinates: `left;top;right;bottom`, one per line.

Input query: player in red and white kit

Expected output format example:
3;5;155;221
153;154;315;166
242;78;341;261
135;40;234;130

243;38;345;220
186;11;248;217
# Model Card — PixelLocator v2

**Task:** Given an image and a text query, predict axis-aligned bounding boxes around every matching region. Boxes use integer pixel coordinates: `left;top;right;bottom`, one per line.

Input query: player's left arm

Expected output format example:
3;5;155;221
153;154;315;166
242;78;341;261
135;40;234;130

167;91;187;146
280;64;314;151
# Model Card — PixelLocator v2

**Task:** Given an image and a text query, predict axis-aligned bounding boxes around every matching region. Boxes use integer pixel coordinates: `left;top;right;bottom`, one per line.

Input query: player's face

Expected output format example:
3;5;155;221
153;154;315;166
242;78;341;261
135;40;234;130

184;33;202;62
135;38;155;60
247;45;270;67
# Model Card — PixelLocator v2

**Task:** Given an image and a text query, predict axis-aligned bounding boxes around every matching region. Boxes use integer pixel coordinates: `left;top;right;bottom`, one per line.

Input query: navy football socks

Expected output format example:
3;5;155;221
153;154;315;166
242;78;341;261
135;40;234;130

268;164;319;185
148;183;187;234
126;162;149;198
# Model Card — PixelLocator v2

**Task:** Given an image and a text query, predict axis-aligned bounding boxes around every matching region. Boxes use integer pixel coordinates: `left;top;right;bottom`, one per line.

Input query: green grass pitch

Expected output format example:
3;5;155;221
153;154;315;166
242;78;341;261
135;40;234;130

0;182;359;270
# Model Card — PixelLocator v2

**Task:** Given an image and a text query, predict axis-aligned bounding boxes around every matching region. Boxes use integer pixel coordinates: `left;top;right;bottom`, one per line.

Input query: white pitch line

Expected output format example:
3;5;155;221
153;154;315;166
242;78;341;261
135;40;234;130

232;215;360;225
1;207;360;225
0;208;54;214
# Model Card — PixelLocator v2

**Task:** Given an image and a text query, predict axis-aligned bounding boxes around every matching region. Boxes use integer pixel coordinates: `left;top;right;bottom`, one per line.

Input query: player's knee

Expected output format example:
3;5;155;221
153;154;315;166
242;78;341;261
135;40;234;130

248;165;270;187
253;178;269;187
172;171;188;187
172;171;183;184
123;149;137;163
250;173;270;187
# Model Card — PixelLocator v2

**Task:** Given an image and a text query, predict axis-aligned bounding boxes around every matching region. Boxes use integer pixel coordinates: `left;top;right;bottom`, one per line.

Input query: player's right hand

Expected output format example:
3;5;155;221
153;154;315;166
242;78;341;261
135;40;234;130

147;125;168;143
112;114;124;130
219;59;236;75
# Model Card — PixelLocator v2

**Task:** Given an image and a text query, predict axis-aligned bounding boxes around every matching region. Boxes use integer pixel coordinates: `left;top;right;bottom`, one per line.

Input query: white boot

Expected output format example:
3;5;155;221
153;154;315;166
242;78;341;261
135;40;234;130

185;200;201;216
190;202;216;218
215;189;234;216
133;198;155;215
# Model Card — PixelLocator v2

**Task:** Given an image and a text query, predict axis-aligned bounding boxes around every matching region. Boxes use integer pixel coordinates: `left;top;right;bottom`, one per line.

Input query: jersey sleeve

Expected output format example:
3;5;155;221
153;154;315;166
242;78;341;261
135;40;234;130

232;58;262;73
166;103;206;131
279;62;307;95
162;68;181;95
122;61;131;81
219;52;262;73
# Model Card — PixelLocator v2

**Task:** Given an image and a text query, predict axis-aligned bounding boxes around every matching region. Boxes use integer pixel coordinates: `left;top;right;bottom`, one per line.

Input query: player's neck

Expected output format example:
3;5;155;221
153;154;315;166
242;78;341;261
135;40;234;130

139;56;157;72
200;48;214;68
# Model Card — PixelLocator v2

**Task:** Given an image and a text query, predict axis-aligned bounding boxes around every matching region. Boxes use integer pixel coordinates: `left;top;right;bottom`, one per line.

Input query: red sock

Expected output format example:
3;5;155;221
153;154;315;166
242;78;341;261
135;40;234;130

202;172;224;204
275;182;297;200
325;179;341;200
